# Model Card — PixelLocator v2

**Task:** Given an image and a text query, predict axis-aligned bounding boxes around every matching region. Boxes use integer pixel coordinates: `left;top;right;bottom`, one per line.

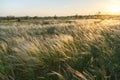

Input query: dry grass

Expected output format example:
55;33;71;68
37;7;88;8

0;19;120;80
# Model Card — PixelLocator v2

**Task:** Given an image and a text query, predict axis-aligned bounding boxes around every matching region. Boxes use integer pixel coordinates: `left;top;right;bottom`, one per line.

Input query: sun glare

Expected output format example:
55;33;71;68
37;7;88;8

110;5;120;14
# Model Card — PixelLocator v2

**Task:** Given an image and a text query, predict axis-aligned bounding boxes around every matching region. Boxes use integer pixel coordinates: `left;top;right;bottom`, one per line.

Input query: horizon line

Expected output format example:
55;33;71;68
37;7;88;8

1;14;120;17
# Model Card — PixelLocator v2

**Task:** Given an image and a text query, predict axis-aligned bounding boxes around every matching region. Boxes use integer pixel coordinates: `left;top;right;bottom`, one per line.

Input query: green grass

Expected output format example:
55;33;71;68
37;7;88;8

0;19;120;80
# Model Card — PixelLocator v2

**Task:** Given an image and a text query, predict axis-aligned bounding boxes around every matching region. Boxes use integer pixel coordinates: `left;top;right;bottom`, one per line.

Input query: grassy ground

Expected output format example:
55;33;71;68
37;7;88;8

0;19;120;80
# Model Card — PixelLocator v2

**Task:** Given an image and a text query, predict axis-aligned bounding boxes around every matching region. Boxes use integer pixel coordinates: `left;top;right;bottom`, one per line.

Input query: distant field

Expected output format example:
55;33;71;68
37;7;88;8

0;19;120;80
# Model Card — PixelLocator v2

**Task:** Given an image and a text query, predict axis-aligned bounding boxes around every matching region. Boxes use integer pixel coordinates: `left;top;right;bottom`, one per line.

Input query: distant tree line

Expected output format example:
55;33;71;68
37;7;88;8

0;14;120;21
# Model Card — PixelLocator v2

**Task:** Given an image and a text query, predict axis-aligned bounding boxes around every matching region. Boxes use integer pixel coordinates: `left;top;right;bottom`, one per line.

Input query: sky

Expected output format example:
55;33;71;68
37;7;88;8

0;0;120;17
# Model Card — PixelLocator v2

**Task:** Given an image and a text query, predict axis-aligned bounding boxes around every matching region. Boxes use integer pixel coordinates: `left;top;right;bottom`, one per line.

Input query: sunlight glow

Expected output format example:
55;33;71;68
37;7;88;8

110;5;120;14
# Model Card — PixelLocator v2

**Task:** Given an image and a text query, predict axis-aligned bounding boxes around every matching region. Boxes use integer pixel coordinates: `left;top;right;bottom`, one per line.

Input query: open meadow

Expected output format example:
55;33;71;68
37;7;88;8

0;18;120;80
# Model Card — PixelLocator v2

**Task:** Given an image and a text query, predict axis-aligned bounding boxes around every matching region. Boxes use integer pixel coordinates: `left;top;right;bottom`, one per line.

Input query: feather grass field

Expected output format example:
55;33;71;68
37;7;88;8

0;18;120;80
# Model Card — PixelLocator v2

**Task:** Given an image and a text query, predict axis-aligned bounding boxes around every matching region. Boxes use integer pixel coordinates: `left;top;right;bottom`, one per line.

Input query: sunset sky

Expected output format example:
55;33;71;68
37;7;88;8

0;0;120;16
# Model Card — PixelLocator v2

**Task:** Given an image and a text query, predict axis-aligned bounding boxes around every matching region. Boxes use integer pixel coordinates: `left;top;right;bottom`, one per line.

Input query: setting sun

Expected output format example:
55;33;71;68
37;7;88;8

110;5;120;14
